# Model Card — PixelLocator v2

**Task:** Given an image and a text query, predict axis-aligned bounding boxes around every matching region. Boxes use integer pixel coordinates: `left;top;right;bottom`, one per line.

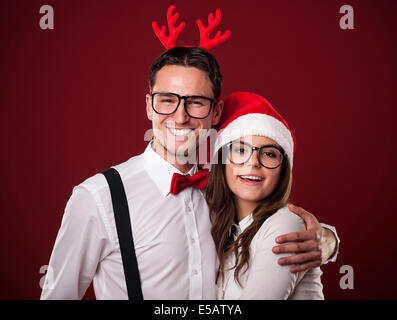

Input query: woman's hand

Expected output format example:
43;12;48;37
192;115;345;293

272;204;337;273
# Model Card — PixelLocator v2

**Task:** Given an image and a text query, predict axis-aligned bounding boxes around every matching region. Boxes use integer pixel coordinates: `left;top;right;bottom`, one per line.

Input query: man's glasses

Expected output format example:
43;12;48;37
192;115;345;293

227;141;285;169
151;92;216;119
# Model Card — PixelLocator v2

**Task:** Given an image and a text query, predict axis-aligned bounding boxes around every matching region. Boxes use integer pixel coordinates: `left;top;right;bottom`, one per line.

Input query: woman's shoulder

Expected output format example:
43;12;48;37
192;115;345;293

256;205;306;240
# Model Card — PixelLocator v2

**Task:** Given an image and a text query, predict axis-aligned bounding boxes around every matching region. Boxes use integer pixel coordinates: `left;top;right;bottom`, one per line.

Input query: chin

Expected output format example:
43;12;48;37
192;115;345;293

241;190;270;202
236;193;260;202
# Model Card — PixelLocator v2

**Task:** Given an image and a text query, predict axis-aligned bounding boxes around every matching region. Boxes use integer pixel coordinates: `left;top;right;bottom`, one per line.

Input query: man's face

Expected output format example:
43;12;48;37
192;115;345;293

146;65;223;161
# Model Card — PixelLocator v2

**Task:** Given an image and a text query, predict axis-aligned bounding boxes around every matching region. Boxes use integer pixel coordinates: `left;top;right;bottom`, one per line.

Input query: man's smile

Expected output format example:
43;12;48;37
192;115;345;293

165;123;196;141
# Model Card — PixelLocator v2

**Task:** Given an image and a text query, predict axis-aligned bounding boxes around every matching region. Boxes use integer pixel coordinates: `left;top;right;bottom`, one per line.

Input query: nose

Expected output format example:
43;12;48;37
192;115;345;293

173;98;190;123
247;149;261;168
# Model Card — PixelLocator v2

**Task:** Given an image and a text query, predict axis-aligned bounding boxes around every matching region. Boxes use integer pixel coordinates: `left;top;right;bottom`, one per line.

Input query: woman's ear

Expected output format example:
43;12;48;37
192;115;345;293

146;93;153;121
211;100;224;126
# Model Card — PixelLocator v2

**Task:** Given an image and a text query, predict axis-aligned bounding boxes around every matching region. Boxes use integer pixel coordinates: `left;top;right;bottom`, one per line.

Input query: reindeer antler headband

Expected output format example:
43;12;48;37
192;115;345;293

152;5;231;50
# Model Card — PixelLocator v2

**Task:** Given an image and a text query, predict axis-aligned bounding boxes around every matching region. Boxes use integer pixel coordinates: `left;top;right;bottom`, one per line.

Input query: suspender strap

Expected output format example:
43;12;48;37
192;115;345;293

102;168;143;300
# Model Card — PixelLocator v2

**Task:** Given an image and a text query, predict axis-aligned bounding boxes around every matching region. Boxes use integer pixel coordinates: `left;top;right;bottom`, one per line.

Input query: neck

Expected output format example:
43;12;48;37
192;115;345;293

235;198;259;222
151;140;195;174
171;158;195;174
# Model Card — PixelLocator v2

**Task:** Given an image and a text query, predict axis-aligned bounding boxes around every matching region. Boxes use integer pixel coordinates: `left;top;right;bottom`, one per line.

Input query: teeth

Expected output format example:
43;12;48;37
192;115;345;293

240;175;263;181
168;128;193;136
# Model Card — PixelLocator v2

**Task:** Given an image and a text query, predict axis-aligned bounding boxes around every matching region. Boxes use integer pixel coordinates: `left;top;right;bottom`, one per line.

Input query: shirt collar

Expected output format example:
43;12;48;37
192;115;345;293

143;142;198;197
230;213;254;238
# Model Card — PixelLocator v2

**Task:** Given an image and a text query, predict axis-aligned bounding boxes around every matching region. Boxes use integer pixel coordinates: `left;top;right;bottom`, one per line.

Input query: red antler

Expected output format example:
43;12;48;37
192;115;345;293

152;5;186;50
197;9;231;50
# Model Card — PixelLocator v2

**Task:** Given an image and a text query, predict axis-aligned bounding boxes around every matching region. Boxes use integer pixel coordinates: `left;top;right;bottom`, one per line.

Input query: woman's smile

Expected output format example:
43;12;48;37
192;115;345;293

237;174;264;186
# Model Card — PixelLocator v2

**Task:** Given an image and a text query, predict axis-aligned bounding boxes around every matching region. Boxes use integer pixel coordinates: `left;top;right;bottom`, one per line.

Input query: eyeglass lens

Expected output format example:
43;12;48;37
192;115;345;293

229;142;283;168
153;93;212;118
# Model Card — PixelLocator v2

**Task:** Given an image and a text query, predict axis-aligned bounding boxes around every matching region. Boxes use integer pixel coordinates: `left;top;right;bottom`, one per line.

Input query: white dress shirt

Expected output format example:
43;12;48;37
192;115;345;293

41;142;339;300
218;207;325;300
41;142;217;300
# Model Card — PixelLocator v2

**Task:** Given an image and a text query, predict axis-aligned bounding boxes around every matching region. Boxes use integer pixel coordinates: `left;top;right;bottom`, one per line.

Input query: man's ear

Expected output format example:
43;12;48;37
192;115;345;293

211;100;224;126
146;93;153;121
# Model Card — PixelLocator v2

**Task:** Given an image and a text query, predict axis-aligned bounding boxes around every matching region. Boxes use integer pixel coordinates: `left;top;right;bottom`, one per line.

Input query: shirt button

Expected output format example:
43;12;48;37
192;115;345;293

192;269;198;275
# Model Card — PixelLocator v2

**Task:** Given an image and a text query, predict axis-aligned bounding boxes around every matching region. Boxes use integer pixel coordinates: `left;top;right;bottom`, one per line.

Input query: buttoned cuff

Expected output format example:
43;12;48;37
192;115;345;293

320;223;340;264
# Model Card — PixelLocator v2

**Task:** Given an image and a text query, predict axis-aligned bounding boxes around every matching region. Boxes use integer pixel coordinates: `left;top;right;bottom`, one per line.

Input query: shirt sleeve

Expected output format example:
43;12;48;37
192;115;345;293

320;223;340;264
40;186;113;300
239;209;317;300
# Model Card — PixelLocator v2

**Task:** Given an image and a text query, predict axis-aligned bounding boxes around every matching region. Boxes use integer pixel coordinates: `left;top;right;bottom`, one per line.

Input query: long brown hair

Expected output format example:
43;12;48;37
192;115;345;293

205;149;292;286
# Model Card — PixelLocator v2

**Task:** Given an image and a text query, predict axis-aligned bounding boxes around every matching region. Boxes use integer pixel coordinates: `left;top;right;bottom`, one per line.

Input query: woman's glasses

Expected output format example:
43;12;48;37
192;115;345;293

227;141;285;169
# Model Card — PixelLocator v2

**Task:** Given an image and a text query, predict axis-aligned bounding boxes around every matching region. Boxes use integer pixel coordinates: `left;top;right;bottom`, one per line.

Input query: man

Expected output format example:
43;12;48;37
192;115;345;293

41;47;338;299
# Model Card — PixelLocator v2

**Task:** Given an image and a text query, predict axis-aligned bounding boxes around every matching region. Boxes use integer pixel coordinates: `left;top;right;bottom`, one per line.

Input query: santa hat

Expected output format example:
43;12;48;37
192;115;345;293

214;91;296;168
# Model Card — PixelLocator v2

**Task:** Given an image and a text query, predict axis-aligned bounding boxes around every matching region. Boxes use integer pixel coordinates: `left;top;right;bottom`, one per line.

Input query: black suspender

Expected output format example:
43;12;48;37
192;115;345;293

102;168;143;300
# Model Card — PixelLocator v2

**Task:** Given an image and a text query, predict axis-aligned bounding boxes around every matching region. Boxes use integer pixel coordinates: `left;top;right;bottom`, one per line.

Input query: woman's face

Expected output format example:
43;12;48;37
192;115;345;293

225;135;283;206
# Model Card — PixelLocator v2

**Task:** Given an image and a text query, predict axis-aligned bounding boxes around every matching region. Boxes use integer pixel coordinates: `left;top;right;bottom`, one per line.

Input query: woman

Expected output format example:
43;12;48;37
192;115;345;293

206;91;324;299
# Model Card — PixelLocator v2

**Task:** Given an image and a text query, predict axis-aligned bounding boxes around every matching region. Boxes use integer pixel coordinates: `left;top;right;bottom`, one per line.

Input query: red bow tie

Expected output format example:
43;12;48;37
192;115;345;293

169;169;210;195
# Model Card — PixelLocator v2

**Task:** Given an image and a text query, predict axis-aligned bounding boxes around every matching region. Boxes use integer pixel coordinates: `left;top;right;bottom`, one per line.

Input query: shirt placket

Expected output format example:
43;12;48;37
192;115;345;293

183;189;203;299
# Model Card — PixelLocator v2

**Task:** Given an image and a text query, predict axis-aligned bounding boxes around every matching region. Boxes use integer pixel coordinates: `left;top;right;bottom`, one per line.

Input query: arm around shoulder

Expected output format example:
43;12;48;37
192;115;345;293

320;223;340;264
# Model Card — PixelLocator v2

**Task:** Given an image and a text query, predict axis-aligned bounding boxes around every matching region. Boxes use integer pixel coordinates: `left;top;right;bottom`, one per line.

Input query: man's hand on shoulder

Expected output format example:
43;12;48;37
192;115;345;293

272;204;337;273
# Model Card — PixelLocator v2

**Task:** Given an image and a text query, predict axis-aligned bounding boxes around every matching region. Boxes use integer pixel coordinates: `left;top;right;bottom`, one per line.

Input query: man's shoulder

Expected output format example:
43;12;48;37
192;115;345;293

76;152;146;196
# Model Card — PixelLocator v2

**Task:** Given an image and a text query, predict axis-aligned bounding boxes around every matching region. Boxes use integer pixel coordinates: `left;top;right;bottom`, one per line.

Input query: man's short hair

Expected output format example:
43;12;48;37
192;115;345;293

148;46;223;99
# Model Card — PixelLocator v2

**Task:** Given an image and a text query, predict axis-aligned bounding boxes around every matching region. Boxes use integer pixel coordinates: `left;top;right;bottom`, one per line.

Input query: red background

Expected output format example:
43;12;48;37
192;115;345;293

1;0;396;300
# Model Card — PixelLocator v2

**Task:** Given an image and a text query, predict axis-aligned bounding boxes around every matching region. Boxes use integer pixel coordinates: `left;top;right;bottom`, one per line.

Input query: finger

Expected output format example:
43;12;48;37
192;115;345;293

277;251;322;266
273;240;319;254
288;203;305;216
275;230;317;244
289;260;322;273
288;203;313;225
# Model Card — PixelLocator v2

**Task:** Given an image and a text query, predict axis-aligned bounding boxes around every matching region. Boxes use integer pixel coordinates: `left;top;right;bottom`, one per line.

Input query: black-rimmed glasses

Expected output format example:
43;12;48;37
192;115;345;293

151;92;216;119
227;141;285;169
